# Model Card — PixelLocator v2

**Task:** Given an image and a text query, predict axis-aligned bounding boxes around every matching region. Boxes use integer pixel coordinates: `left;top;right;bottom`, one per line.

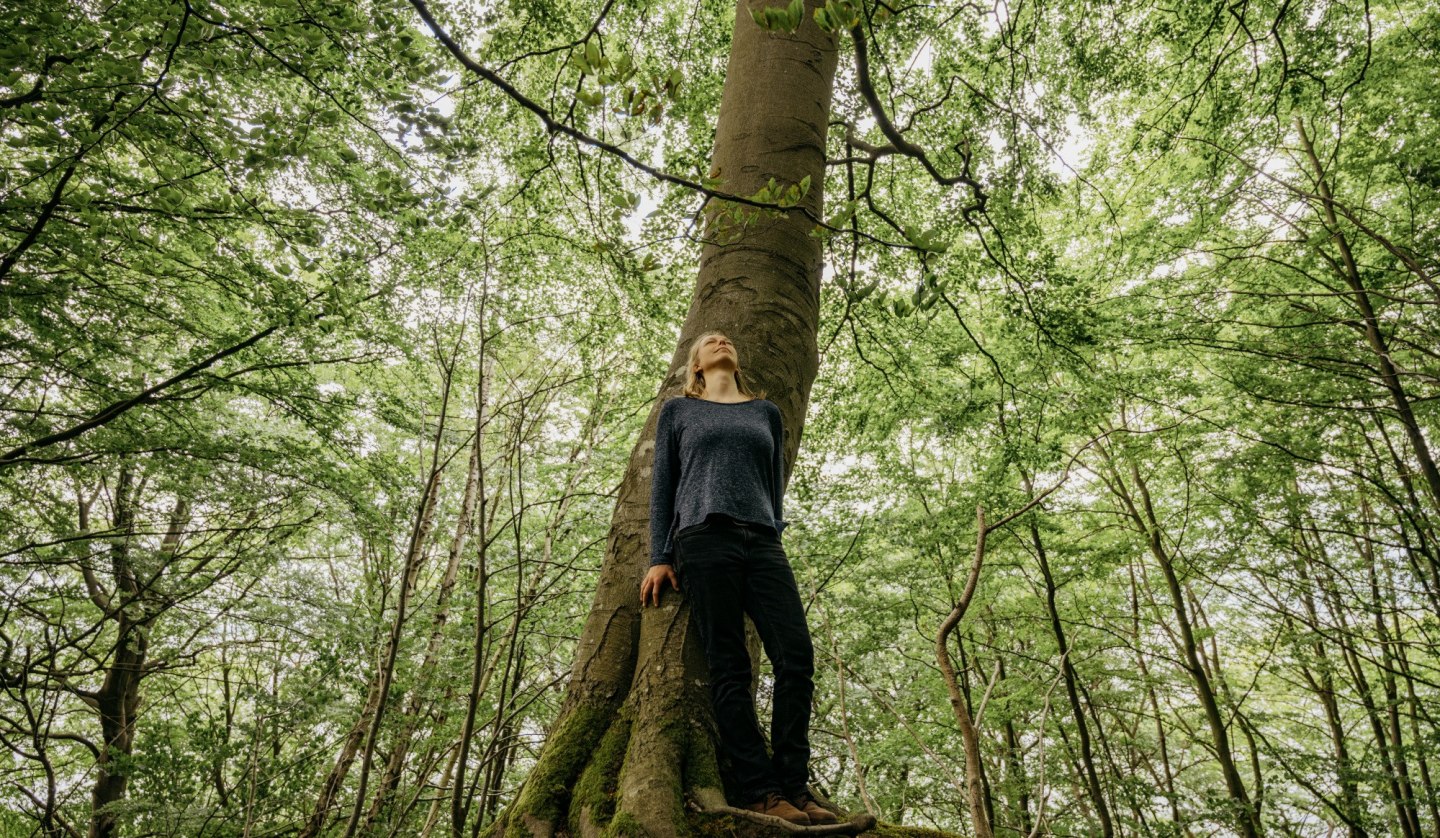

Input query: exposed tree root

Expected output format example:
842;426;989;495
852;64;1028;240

484;594;962;838
481;700;617;837
688;806;963;838
691;806;877;836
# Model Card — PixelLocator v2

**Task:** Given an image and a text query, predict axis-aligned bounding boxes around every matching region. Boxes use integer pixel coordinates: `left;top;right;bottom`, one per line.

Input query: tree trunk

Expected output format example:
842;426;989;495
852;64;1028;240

479;3;837;835
363;376;487;833
343;376;455;838
1295;117;1440;518
998;656;1031;836
1363;416;1440;616
1101;449;1262;838
1322;566;1418;838
935;507;995;838
88;476;187;838
1127;564;1187;834
88;465;144;838
300;643;390;838
1393;632;1440;838
1358;505;1424;838
453;353;494;836
956;630;998;832
1023;494;1113;838
1293;544;1367;838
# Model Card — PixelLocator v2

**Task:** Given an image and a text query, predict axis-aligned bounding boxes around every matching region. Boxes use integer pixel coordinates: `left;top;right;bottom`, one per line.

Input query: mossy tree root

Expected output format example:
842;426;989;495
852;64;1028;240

482;701;616;838
486;593;723;838
603;593;722;836
568;712;632;837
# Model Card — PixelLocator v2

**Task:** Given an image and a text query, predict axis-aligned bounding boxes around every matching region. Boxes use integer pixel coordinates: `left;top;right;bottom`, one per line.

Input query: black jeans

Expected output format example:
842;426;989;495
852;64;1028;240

674;513;815;804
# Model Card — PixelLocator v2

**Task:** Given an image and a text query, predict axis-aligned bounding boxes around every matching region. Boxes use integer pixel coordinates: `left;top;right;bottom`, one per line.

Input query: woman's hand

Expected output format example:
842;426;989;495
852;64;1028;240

640;564;680;607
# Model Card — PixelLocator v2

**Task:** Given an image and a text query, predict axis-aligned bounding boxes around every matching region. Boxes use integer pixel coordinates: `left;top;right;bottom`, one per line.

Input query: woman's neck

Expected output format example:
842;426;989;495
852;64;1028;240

701;371;741;400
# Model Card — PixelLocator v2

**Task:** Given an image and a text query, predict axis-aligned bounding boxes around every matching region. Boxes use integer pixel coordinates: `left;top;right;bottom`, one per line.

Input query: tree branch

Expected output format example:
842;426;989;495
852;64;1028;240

407;0;824;220
849;23;985;209
0;325;278;466
0;53;79;108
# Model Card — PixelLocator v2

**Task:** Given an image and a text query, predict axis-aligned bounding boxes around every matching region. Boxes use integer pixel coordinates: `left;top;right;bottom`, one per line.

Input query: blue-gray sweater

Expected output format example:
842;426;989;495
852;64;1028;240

649;396;788;566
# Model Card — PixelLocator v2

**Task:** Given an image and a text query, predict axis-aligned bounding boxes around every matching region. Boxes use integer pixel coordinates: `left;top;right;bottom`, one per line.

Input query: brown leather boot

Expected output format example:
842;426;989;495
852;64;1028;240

743;792;811;825
790;792;840;825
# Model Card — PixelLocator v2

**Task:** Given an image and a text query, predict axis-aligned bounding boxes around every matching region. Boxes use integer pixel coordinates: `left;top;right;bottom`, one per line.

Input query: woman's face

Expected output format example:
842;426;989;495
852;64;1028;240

693;333;739;375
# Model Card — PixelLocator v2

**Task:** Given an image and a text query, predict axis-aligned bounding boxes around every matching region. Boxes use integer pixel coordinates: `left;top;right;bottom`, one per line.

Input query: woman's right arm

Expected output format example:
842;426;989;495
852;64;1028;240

643;400;681;606
648;399;680;567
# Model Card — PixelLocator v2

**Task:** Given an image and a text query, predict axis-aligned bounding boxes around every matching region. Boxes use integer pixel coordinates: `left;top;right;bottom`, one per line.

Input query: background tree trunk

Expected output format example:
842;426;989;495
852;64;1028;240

1100;448;1263;838
480;2;837;835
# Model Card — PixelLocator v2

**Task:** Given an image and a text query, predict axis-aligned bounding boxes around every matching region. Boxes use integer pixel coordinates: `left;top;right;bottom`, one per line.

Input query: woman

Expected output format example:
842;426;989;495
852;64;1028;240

640;331;837;826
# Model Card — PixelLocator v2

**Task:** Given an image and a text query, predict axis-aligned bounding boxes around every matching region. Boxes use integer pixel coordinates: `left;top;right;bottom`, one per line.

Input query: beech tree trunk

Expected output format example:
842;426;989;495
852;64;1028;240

479;3;836;835
361;379;486;833
935;509;995;838
1295;118;1440;520
89;466;146;838
87;473;190;838
1294;551;1367;838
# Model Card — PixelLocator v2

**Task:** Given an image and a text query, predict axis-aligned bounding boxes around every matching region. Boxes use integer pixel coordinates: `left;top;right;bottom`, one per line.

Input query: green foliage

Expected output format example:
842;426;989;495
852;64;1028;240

3;0;1438;836
812;0;863;33
750;0;807;34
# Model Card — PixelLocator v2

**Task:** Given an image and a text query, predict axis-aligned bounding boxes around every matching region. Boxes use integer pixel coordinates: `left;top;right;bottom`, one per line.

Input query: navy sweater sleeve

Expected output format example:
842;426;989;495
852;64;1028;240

769;404;788;535
649;399;681;566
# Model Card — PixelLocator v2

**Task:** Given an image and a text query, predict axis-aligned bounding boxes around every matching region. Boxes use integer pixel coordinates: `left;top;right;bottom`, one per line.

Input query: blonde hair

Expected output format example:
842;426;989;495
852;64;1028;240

682;331;767;400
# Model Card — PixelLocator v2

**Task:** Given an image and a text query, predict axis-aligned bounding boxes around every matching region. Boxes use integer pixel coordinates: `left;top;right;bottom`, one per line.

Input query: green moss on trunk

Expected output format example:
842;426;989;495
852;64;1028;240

569;711;633;835
682;723;723;793
609;714;694;836
490;702;613;835
602;811;652;837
